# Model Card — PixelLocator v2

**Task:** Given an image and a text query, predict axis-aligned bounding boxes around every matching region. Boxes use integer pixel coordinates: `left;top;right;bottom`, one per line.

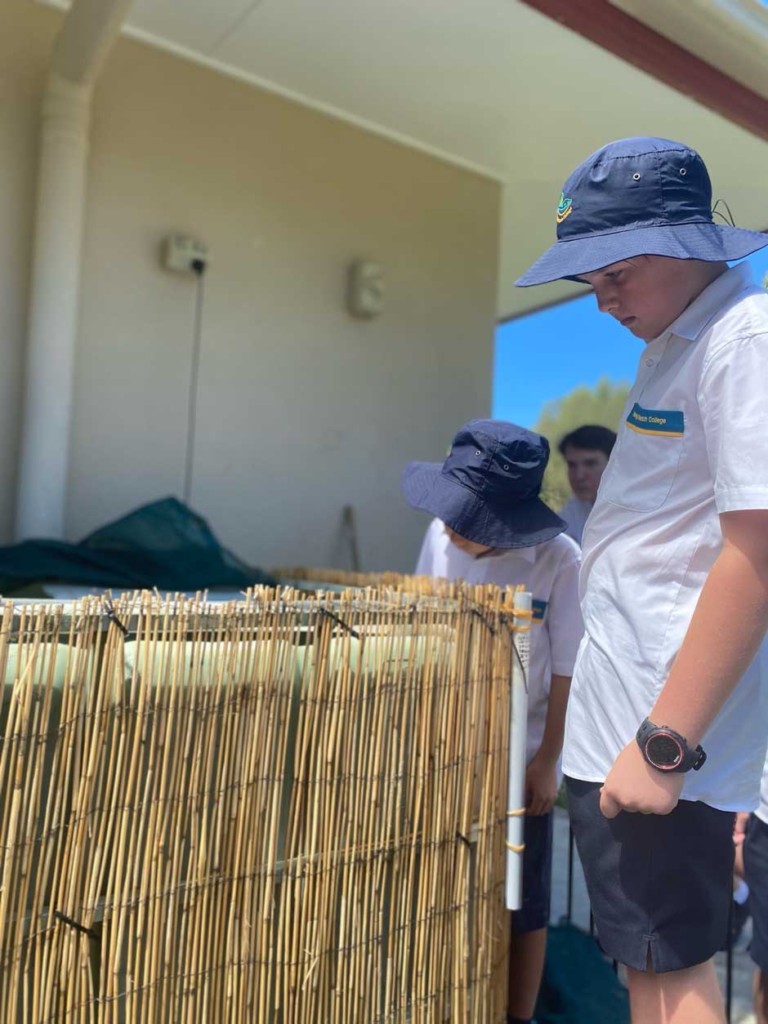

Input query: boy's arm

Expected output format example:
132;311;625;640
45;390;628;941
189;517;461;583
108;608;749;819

525;674;570;816
526;543;582;815
600;507;768;818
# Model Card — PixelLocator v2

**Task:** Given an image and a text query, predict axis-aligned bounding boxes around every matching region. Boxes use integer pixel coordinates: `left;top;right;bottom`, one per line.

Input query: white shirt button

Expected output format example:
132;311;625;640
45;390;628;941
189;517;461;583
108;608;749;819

645;358;654;367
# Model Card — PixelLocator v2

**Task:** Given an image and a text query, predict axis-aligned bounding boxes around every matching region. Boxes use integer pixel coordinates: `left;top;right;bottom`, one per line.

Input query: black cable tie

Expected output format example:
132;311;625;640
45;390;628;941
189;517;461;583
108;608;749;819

319;607;360;639
471;606;496;636
455;831;471;849
103;598;128;637
54;910;98;941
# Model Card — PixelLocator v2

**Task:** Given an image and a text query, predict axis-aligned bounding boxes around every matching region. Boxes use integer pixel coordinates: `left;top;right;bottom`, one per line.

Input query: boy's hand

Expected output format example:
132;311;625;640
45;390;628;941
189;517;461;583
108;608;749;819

733;811;750;844
599;740;684;819
733;811;750;879
525;752;559;816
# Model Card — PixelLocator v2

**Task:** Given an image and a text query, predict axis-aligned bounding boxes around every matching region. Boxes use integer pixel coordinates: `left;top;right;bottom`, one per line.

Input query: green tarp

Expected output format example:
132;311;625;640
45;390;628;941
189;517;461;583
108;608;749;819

0;497;275;594
536;922;630;1023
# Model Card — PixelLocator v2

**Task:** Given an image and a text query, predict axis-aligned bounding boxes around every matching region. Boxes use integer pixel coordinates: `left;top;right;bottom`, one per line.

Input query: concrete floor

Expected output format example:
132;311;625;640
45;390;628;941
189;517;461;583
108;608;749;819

549;806;757;1024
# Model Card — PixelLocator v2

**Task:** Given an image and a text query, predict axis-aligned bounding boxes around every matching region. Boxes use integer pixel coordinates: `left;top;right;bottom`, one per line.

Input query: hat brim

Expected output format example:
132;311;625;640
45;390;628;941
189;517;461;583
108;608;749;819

515;222;768;287
402;461;566;549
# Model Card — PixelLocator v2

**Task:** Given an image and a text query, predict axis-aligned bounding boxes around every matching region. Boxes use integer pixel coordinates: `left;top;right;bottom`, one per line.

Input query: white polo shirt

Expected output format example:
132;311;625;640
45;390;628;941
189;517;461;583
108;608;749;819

560;496;593;546
563;263;768;811
415;517;583;763
756;753;768;825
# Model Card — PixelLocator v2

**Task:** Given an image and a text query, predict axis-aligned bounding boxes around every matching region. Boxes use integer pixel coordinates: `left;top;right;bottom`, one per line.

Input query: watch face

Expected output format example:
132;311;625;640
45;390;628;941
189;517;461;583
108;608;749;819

646;732;683;770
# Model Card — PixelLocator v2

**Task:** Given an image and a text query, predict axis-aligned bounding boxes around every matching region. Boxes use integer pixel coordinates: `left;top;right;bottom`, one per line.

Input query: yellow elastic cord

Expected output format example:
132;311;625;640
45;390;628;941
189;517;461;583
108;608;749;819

513;608;532;633
506;807;526;852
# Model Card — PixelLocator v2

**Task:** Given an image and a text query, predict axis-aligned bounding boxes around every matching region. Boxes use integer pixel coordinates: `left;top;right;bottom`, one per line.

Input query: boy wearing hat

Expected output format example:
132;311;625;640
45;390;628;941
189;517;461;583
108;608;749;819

517;136;768;1024
403;419;583;1024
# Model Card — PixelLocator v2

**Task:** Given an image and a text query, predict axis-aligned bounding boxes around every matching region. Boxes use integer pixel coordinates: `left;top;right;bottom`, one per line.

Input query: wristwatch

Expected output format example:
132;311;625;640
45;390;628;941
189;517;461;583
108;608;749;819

636;718;707;773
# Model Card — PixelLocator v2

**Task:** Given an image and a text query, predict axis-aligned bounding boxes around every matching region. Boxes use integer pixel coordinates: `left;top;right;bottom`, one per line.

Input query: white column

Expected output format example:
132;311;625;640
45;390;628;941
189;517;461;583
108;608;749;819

14;0;135;541
14;73;92;539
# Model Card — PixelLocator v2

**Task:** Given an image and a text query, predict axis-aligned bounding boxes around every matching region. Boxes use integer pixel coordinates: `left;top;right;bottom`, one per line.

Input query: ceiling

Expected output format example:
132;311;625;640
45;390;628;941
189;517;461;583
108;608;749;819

42;0;768;318
613;0;768;103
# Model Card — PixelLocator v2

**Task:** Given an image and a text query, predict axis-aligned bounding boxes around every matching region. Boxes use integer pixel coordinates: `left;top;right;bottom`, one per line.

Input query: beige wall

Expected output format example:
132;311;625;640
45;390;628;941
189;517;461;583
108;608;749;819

3;2;500;573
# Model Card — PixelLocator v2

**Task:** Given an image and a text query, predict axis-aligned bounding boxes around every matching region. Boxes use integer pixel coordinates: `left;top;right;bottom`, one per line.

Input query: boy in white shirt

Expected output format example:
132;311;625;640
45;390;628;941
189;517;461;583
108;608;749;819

557;424;616;545
516;136;768;1024
402;419;583;1024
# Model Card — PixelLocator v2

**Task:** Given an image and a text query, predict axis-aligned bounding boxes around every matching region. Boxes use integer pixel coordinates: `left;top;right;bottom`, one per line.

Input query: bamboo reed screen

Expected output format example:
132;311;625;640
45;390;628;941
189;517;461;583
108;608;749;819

0;582;520;1023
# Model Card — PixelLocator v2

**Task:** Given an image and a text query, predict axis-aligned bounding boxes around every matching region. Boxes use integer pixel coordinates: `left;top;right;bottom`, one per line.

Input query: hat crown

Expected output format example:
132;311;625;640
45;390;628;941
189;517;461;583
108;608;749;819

442;420;549;503
557;137;713;241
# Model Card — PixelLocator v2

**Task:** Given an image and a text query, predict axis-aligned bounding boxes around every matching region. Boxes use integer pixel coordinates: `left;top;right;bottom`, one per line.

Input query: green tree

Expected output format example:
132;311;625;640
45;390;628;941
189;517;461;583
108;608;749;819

534;377;630;511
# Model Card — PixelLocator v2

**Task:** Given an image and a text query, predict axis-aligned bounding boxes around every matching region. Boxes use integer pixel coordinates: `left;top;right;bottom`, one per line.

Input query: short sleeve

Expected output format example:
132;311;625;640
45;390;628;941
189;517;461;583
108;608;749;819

414;519;442;576
545;546;584;677
700;331;768;513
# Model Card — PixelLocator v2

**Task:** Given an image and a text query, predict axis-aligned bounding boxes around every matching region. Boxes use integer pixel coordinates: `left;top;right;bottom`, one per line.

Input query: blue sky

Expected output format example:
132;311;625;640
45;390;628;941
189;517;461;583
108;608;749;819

493;251;768;428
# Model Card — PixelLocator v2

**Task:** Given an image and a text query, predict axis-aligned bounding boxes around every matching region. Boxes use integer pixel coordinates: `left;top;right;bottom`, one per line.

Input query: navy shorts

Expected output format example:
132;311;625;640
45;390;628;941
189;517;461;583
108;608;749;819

566;777;734;972
744;813;768;972
511;812;553;933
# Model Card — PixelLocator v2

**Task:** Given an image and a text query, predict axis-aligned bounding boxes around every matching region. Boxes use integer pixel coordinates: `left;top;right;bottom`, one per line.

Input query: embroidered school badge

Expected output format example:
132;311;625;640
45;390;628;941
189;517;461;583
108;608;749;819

625;403;684;437
556;191;573;224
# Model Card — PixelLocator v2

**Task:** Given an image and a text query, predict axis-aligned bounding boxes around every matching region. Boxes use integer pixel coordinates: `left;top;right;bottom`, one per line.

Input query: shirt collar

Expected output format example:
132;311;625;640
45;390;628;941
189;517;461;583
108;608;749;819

659;262;753;345
484;543;537;564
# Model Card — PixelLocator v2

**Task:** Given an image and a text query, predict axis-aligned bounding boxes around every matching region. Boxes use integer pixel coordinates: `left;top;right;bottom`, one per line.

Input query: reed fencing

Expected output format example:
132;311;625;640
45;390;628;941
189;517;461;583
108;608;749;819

0;582;523;1022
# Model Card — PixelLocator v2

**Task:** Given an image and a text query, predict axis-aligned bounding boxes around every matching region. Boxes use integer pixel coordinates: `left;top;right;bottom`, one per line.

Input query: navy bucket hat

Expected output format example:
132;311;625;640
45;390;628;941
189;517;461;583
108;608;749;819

516;136;768;287
401;420;565;549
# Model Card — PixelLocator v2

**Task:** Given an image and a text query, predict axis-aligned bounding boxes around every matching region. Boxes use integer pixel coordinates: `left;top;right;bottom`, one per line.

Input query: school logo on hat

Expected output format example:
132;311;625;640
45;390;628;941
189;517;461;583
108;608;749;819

556;191;573;224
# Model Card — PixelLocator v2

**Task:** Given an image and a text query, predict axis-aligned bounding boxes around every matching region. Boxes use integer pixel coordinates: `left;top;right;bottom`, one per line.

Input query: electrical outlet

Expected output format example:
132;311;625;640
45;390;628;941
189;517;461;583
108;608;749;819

163;234;209;274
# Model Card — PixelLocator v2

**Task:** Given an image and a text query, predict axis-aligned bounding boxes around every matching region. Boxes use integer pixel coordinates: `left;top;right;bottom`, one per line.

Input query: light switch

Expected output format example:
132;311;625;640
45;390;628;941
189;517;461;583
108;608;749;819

347;259;384;318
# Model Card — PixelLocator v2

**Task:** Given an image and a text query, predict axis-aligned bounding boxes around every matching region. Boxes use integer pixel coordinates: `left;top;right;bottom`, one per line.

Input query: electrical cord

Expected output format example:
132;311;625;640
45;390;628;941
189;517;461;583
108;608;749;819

182;259;206;506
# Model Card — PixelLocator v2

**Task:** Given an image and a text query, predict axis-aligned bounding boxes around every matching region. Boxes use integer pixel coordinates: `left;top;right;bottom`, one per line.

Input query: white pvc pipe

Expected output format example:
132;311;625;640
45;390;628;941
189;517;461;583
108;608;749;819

506;589;531;911
53;0;137;88
15;73;92;540
15;0;135;541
